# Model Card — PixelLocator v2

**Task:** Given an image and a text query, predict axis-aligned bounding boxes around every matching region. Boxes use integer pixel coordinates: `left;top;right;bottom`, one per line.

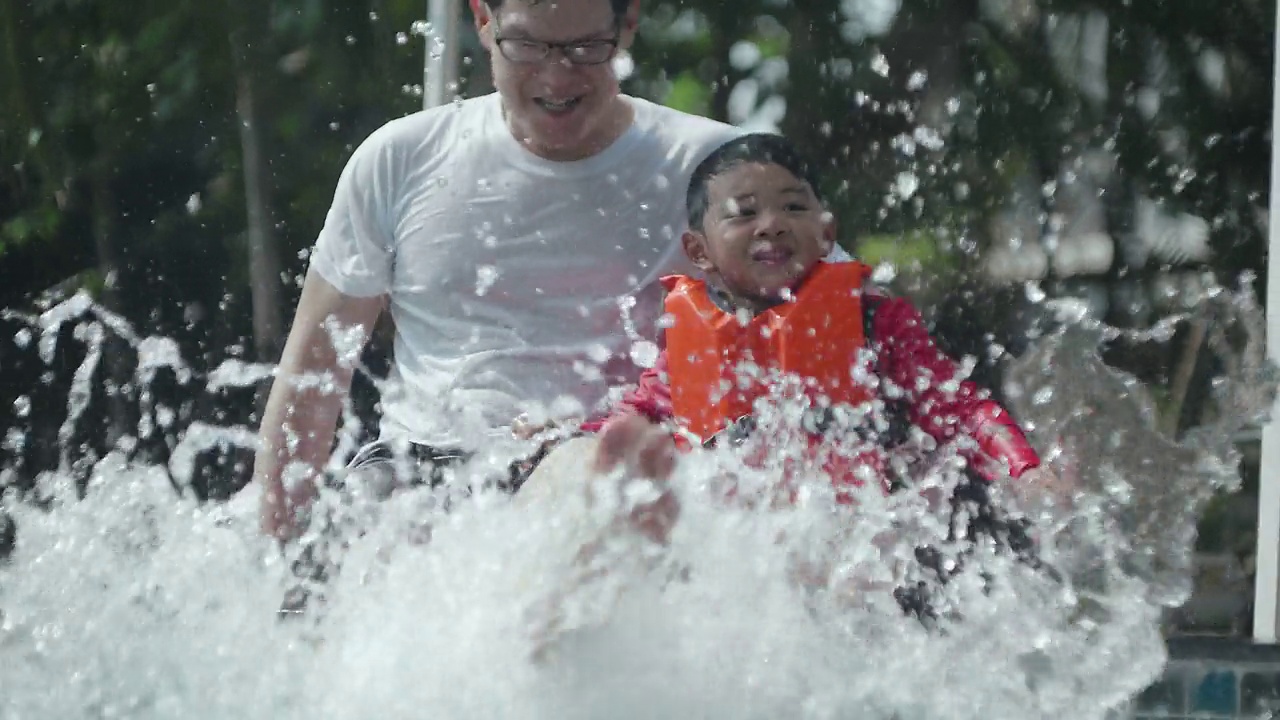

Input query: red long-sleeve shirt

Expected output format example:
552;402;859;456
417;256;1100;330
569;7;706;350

583;289;1040;483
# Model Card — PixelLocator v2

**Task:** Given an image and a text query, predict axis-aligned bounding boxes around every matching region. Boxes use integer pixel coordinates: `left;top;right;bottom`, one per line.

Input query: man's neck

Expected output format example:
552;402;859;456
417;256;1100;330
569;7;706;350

506;95;635;162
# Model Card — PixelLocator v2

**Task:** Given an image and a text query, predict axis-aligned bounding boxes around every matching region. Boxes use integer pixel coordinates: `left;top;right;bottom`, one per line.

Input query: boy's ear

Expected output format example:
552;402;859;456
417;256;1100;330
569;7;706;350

682;230;715;272
821;211;837;255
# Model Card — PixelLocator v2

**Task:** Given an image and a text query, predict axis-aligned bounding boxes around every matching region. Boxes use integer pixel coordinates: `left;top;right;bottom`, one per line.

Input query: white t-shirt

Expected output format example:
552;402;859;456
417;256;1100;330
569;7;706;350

310;92;745;446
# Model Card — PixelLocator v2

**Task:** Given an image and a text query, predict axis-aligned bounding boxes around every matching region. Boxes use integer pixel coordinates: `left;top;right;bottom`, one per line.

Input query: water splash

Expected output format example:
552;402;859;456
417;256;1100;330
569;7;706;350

1004;276;1273;607
0;277;1272;718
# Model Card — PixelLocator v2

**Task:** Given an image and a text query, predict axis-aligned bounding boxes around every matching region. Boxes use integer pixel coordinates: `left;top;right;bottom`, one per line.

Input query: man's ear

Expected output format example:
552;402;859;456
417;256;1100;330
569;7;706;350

682;230;715;272
471;1;493;46
618;0;642;49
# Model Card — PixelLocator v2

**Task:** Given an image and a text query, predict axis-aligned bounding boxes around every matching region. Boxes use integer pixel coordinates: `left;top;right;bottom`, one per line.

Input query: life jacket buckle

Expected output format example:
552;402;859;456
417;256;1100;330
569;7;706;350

703;414;757;449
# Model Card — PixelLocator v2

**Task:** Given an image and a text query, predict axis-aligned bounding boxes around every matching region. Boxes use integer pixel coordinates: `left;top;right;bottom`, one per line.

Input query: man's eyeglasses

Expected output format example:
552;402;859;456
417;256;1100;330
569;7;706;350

496;36;619;65
492;17;620;65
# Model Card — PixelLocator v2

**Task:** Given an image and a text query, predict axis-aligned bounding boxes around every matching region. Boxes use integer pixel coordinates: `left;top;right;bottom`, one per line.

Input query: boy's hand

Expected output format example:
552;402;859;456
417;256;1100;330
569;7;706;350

1014;465;1076;515
591;414;680;544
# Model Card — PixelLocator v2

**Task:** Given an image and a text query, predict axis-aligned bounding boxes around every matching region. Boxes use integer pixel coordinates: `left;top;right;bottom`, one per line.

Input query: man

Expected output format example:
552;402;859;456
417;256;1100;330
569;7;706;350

255;0;750;541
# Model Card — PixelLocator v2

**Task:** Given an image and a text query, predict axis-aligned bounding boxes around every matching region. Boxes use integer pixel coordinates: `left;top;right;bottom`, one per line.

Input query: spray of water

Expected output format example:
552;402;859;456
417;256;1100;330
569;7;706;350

0;277;1272;718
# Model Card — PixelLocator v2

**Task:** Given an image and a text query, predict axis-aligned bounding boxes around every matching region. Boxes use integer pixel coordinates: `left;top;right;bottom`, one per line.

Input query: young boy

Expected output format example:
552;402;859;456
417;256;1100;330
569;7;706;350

517;134;1066;655
577;132;1047;501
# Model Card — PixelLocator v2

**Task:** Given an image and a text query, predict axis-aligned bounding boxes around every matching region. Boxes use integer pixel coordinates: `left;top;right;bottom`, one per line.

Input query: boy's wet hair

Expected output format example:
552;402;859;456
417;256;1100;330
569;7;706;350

686;133;824;232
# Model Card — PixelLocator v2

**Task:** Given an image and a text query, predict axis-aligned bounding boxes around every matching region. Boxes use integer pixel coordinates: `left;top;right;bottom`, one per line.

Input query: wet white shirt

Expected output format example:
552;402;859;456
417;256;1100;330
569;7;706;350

311;92;838;447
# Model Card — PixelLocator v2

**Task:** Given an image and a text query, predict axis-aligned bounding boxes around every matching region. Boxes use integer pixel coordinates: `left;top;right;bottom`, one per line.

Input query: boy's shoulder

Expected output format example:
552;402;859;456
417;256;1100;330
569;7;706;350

817;258;893;302
861;282;894;302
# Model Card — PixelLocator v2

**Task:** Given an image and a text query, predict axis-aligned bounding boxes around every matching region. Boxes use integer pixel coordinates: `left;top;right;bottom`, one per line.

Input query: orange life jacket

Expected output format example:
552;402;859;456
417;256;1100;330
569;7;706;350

660;261;876;445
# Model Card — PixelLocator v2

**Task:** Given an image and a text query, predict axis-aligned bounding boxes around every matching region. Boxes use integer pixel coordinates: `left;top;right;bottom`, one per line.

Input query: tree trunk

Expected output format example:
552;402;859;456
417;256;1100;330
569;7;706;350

229;24;285;367
707;9;742;124
89;165;136;450
780;2;842;163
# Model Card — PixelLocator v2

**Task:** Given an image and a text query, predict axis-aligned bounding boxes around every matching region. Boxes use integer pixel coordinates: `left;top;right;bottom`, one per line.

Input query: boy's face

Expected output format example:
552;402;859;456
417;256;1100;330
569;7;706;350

684;162;834;306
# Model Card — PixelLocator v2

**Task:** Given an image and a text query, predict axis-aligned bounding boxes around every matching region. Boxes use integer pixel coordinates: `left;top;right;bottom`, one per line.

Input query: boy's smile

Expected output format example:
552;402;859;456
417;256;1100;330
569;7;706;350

684;161;835;311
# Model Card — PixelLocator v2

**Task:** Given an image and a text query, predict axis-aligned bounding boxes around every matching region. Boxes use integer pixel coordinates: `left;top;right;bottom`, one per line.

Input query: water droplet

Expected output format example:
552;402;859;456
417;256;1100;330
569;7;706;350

1032;386;1055;405
630;341;659;368
396;32;409;45
914;126;945;151
1025;282;1047;303
345;35;357;45
13;396;30;418
907;70;928;91
894;172;919;199
411;20;432;36
475;265;500;296
870;53;890;77
871;263;897;284
587;344;612;363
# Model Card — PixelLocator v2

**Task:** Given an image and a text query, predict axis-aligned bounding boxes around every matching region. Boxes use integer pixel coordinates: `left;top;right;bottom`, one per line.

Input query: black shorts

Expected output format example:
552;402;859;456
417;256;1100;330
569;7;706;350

330;435;572;497
280;434;576;617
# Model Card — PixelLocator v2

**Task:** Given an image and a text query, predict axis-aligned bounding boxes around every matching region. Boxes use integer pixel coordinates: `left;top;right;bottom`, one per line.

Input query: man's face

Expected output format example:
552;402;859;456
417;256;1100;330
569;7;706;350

475;0;638;161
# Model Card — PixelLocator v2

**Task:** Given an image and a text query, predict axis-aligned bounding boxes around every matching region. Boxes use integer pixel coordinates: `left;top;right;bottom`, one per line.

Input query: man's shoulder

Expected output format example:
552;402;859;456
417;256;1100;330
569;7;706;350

627;96;743;160
360;94;497;155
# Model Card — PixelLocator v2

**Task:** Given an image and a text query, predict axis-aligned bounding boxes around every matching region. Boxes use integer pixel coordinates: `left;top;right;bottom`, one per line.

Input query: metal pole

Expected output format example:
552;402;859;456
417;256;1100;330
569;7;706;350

424;0;461;110
1252;0;1280;644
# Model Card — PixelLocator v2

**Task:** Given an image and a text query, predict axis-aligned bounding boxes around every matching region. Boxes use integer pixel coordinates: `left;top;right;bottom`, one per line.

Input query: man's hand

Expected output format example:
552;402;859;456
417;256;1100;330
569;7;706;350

512;415;556;440
592;414;677;480
260;482;293;542
259;474;317;544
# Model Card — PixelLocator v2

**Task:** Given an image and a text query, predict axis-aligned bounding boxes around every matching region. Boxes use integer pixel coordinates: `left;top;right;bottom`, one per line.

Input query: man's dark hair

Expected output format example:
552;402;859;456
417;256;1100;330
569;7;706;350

686;133;824;232
484;0;632;19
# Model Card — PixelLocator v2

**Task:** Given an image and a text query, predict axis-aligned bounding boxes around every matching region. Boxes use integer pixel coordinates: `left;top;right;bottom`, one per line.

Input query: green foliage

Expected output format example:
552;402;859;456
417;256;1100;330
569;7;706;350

662;70;712;116
857;231;951;272
1;205;60;249
0;0;1269;334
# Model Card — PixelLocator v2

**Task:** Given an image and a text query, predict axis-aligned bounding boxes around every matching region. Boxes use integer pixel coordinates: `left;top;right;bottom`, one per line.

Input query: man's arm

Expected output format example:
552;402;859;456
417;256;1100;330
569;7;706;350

256;267;385;542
